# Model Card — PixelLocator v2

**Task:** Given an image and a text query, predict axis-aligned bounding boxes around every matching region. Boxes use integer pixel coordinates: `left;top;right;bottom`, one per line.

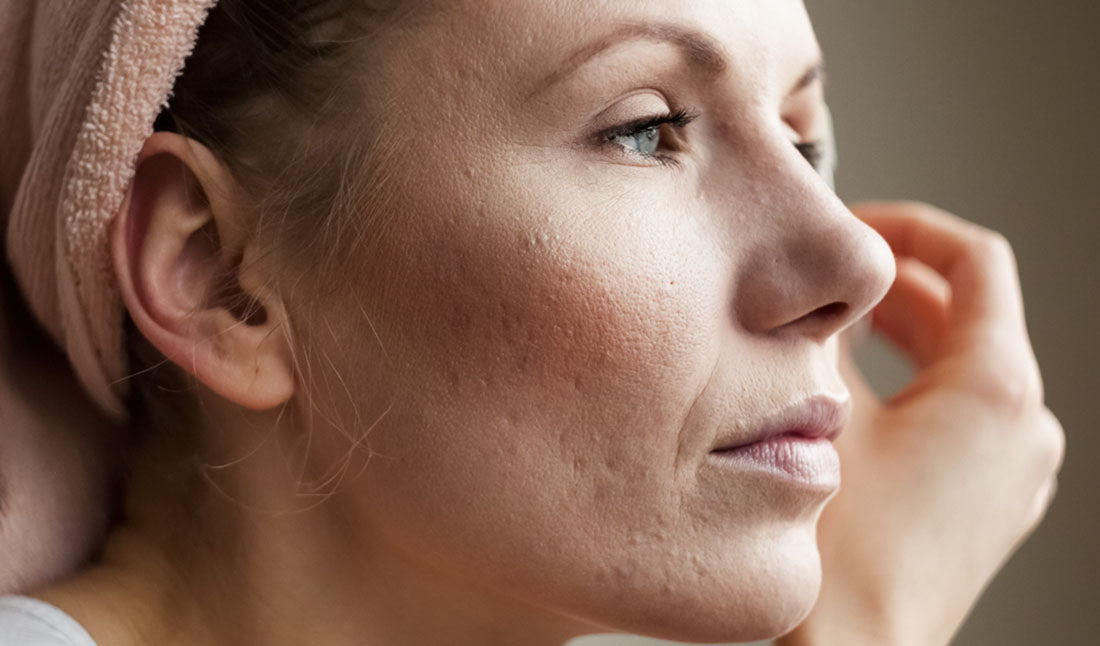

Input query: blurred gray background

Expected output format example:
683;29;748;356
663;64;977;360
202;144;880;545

576;1;1099;644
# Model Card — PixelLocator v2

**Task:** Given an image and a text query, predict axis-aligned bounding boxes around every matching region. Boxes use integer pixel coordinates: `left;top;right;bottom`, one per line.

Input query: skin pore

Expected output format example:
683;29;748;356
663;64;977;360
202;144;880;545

38;1;898;645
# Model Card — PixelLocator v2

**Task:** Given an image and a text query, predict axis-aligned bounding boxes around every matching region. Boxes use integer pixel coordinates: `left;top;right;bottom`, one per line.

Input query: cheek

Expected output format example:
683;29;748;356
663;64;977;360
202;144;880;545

311;162;824;637
428;232;706;411
337;196;726;565
374;209;722;485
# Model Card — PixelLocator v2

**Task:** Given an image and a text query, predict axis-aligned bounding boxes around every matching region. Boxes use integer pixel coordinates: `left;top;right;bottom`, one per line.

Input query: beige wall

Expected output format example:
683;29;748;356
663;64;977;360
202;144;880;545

577;1;1099;644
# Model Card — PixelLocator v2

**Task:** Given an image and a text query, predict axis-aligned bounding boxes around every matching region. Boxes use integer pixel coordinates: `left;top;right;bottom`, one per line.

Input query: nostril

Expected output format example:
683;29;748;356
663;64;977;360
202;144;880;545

777;301;849;337
814;301;848;321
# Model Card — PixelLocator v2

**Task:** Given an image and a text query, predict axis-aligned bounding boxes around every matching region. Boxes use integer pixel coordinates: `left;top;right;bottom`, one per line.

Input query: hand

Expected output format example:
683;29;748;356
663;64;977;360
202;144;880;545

781;202;1065;646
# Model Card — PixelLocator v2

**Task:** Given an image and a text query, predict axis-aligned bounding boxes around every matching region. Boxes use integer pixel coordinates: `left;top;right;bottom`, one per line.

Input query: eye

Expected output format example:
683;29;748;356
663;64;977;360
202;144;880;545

794;140;825;171
614;126;662;156
603;109;697;165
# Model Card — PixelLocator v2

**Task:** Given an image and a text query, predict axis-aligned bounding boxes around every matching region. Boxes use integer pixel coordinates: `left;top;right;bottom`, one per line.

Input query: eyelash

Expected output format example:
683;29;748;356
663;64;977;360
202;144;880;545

794;141;825;171
602;111;826;171
602;109;697;167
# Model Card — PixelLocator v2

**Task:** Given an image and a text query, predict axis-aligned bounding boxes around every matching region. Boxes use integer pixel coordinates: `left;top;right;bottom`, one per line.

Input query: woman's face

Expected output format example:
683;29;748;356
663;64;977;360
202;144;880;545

306;0;895;641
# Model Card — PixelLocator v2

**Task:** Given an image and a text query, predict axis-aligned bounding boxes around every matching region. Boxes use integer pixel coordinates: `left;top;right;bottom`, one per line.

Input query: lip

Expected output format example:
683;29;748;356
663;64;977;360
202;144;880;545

706;394;850;488
710;394;852;453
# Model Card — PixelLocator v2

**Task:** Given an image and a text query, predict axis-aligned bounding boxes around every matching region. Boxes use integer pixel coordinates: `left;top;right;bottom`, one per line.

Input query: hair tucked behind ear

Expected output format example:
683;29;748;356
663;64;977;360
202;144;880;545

130;0;409;449
161;0;405;264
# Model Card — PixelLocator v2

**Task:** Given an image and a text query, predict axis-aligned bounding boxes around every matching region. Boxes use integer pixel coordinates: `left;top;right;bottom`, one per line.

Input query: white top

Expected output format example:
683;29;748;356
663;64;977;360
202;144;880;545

0;596;95;645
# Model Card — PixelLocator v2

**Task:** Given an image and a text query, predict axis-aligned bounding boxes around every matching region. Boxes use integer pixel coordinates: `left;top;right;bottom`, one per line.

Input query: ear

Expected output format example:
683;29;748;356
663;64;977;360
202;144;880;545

112;132;294;410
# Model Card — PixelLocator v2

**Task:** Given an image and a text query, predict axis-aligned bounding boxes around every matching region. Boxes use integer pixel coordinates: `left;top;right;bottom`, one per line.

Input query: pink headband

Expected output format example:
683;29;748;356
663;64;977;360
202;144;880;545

1;0;217;420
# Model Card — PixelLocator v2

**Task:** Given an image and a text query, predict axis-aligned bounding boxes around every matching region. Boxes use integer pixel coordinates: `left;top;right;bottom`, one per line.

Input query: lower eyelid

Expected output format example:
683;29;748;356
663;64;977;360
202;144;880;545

610;144;676;167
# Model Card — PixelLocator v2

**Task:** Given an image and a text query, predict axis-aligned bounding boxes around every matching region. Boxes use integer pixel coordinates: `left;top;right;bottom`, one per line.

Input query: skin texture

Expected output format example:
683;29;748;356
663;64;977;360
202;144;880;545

28;1;1062;645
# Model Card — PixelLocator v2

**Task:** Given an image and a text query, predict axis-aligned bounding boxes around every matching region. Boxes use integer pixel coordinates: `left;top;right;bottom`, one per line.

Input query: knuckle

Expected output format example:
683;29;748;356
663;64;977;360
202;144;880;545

903;201;952;226
969;229;1017;270
1036;409;1066;474
971;353;1043;411
1017;408;1065;485
1025;481;1056;532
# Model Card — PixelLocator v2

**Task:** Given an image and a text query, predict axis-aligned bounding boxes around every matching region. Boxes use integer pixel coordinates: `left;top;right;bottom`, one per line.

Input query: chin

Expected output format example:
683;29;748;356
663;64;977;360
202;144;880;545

571;525;824;645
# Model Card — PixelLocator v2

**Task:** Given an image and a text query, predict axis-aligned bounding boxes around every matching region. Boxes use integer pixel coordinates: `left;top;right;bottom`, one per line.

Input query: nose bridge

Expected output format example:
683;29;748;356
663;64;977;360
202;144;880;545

731;165;896;342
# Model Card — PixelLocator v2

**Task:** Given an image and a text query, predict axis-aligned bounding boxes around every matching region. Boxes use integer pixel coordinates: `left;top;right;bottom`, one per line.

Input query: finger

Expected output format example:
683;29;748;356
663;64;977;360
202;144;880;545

1038;406;1065;475
1026;474;1059;533
871;257;950;368
851;201;1026;333
837;332;881;410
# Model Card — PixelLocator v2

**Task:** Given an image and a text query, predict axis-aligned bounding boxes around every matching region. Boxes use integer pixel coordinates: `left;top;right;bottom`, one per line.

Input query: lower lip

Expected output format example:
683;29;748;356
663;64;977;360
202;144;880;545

707;436;840;489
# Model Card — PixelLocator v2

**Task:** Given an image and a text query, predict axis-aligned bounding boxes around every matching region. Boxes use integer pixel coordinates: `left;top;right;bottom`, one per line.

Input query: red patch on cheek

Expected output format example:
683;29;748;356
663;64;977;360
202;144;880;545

436;260;622;394
376;214;713;465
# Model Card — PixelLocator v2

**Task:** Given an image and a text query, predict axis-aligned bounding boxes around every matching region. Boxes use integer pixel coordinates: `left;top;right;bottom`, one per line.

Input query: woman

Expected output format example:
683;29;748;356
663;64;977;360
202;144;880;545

0;0;1063;644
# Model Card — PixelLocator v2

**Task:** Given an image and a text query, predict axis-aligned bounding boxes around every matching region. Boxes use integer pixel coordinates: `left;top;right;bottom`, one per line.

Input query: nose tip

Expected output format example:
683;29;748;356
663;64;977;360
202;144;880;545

735;208;896;343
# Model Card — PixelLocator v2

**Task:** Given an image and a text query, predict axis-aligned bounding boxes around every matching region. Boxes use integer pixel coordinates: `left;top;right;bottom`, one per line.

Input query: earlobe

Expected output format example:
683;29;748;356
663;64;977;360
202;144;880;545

112;132;295;411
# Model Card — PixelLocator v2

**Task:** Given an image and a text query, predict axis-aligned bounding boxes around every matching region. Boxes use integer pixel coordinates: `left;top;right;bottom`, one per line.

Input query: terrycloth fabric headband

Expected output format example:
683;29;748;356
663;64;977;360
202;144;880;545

0;0;838;421
1;0;217;420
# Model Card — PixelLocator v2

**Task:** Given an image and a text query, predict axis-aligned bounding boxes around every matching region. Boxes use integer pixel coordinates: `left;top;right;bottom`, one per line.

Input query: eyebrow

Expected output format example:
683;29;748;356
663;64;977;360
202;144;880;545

792;61;825;95
535;22;726;94
533;22;824;99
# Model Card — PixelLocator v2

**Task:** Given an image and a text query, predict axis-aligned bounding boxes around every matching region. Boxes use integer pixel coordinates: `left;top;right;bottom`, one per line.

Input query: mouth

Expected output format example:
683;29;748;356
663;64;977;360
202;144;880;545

707;395;851;487
709;394;852;453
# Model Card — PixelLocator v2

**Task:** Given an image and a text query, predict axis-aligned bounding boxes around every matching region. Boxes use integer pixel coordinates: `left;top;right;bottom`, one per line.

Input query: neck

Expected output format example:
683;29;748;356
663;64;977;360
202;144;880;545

35;401;588;646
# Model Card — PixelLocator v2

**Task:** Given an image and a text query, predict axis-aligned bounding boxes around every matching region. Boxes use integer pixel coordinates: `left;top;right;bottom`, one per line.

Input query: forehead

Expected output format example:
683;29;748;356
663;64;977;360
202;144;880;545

403;0;821;95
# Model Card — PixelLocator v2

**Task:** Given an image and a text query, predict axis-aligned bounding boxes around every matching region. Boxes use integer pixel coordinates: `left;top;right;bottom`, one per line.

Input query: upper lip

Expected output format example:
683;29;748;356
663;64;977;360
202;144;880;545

710;394;852;452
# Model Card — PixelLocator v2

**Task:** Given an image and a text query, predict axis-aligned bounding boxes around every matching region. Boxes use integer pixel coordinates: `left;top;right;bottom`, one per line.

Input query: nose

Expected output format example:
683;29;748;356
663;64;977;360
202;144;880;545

732;175;896;343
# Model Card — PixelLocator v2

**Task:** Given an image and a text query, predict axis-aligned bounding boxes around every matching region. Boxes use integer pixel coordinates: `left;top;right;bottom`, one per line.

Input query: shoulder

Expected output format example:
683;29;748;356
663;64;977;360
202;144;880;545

0;597;96;646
